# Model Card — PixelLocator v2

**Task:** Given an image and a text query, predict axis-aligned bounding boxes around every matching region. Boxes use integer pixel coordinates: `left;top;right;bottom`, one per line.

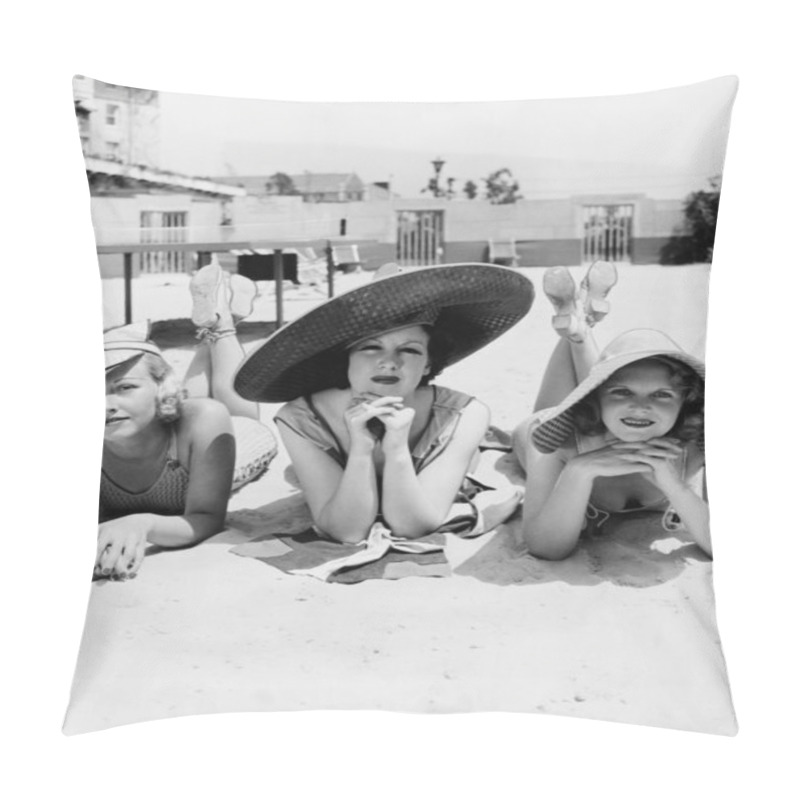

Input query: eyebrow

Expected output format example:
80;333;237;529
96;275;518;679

357;338;426;346
606;382;676;391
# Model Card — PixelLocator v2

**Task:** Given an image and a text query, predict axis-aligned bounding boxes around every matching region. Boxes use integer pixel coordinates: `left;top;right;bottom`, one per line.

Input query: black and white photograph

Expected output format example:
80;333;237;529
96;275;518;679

7;3;798;798
64;74;737;735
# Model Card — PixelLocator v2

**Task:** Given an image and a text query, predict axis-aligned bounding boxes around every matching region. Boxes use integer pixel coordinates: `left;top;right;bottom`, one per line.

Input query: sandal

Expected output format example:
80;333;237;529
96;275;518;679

542;267;585;342
579;260;617;327
190;258;223;328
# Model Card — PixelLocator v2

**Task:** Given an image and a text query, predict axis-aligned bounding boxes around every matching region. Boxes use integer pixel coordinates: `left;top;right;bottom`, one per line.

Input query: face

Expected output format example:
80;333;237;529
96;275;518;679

105;359;161;441
597;361;684;442
347;325;431;398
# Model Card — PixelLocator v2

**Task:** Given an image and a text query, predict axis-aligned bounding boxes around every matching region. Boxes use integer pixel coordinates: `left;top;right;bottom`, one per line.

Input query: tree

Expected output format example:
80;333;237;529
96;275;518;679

267;172;298;195
484;168;522;204
463;180;478;200
660;176;721;264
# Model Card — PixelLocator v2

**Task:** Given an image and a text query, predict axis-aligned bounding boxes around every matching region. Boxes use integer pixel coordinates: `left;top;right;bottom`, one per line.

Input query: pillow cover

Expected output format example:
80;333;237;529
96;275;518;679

65;75;738;735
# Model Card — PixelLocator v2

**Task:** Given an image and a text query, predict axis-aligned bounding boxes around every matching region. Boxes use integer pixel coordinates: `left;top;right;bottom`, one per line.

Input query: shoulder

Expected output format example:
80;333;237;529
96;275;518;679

430;384;474;408
532;441;575;472
275;396;312;424
177;399;233;437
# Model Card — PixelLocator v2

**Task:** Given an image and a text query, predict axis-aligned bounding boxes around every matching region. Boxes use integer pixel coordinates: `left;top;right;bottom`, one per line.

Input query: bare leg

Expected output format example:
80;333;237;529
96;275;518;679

205;331;260;420
183;343;211;398
514;262;615;474
186;260;261;420
534;333;600;411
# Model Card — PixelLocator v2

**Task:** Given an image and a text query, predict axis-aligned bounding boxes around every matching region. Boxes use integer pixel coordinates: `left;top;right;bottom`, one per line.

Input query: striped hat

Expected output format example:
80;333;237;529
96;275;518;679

532;328;705;453
234;262;534;402
104;322;163;371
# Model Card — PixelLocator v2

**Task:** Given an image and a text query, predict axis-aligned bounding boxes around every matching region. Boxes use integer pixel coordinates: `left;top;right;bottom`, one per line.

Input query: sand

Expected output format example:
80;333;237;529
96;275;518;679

64;264;736;735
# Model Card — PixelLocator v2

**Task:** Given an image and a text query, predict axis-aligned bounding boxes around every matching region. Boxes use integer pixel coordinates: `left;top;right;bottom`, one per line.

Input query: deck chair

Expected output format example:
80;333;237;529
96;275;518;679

331;244;363;273
488;239;520;267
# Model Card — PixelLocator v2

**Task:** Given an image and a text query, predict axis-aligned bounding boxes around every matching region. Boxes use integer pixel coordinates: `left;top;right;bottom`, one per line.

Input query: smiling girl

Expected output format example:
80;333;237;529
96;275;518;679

234;262;534;544
98;260;276;580
512;263;709;560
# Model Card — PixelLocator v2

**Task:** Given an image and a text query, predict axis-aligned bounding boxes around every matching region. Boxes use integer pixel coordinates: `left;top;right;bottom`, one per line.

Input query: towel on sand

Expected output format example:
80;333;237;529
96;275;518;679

230;482;523;583
231;523;451;583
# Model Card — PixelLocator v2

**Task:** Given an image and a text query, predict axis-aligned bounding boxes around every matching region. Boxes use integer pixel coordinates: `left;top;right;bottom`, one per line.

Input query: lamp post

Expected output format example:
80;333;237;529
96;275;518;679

431;157;445;198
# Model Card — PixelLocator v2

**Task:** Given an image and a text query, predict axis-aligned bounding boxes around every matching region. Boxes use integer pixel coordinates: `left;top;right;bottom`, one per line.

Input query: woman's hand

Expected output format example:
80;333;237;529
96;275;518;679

344;393;404;451
380;403;416;446
95;514;153;580
612;437;685;491
568;441;655;479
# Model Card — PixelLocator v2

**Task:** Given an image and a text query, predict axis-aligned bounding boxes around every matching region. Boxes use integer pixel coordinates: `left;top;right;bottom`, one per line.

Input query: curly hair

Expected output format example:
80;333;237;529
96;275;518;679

140;353;186;422
572;356;704;443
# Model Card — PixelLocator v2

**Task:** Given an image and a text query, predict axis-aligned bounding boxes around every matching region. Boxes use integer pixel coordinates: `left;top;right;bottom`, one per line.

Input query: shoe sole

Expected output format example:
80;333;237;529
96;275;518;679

543;267;585;342
190;263;223;328
229;273;258;322
581;260;618;325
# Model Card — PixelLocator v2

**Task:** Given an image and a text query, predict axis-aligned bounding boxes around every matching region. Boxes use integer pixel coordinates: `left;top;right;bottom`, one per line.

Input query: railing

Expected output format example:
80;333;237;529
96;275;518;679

98;238;376;327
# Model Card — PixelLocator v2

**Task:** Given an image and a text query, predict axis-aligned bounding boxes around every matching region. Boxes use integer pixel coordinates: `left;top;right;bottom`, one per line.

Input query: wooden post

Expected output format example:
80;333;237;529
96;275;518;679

274;248;284;328
124;252;133;324
325;240;335;298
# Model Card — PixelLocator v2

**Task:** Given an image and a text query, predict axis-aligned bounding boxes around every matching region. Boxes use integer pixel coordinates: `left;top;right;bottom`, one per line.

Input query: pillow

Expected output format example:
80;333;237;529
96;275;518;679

65;74;738;735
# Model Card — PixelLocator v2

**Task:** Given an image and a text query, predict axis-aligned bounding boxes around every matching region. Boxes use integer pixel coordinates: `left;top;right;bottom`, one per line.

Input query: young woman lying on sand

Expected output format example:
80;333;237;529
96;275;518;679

513;261;709;560
234;262;533;544
98;259;277;580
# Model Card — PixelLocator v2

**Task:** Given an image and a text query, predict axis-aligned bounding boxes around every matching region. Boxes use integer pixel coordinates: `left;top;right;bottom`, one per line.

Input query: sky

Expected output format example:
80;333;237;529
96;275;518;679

155;76;737;199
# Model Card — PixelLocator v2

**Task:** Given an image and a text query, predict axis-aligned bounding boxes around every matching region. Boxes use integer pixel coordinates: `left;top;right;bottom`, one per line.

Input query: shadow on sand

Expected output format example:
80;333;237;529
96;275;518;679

455;511;709;588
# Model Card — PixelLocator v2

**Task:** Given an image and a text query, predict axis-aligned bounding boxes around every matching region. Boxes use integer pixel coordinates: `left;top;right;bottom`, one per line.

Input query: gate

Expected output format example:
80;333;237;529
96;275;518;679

139;210;188;273
396;210;444;266
582;204;633;263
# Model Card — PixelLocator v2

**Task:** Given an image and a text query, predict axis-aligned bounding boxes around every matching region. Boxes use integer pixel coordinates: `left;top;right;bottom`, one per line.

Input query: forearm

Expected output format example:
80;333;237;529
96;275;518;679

315;452;379;543
523;462;595;560
661;481;712;557
144;510;226;548
381;447;446;539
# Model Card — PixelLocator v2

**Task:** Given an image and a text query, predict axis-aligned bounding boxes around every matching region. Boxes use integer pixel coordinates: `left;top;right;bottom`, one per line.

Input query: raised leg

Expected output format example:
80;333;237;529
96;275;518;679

186;260;260;420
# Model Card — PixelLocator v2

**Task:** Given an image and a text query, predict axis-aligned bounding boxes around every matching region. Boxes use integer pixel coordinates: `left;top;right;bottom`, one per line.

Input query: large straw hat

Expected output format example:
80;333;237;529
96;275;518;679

104;322;163;371
531;328;705;453
234;262;535;402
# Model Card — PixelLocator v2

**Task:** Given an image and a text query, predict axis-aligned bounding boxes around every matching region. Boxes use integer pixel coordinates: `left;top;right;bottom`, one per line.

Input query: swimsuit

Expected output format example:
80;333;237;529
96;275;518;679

99;417;277;523
575;432;693;534
100;429;189;522
274;385;496;536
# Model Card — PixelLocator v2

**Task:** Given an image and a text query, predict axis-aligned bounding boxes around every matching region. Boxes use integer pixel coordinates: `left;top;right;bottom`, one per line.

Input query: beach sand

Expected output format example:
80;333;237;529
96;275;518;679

65;264;736;735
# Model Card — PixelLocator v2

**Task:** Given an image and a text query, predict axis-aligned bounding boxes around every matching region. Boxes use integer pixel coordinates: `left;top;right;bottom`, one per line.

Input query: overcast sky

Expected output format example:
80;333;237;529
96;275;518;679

156;76;737;199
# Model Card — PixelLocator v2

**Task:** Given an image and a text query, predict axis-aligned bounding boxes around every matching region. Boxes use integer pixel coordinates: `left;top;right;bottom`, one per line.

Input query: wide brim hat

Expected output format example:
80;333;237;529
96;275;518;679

104;322;163;371
234;262;534;402
531;328;705;453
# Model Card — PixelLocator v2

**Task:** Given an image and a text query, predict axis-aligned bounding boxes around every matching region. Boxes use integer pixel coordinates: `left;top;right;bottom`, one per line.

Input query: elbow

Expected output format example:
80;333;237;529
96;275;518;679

528;543;575;561
314;518;371;545
382;512;441;540
183;512;226;547
523;523;577;561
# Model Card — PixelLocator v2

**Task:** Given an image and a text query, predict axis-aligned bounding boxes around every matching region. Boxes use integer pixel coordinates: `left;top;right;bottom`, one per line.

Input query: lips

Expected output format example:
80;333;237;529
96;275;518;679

620;418;654;428
371;376;400;384
105;416;128;426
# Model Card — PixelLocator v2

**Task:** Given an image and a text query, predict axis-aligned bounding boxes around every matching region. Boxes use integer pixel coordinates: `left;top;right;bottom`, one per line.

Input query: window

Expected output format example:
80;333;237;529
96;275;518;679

106;104;119;126
140;211;188;273
105;141;120;159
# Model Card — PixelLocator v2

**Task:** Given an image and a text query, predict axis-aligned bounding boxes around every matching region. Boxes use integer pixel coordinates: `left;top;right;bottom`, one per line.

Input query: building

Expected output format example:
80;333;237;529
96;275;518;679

217;172;373;203
73;75;160;167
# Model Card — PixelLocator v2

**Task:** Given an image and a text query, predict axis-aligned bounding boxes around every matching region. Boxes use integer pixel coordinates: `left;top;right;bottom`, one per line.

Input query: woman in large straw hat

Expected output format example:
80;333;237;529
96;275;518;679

235;262;533;544
512;261;709;560
98;259;276;580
